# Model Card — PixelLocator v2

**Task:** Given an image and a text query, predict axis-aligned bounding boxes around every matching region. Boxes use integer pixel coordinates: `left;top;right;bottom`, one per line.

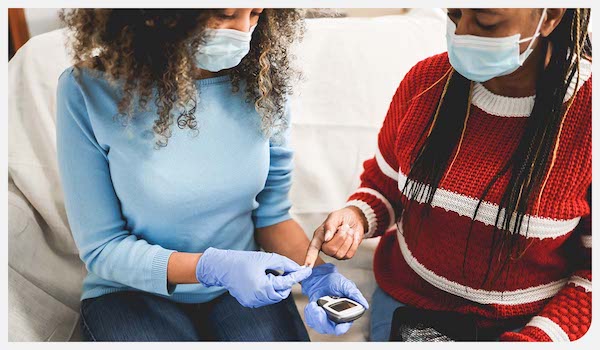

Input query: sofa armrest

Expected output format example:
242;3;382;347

8;180;84;341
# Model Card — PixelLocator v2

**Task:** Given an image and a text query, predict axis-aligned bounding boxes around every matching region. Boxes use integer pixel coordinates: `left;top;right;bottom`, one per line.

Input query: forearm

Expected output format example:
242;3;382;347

167;252;202;284
256;219;325;266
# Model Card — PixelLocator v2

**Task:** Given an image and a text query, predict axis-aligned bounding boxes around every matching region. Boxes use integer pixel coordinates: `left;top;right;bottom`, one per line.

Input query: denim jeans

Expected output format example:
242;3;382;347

370;286;406;341
79;291;310;341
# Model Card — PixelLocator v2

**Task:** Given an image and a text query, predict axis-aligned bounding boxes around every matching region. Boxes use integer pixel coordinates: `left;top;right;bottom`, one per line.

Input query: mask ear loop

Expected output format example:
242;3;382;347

519;9;548;51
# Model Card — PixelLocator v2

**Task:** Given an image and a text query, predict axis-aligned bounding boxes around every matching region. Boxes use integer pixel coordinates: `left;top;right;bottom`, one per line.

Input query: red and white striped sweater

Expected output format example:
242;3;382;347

347;53;592;341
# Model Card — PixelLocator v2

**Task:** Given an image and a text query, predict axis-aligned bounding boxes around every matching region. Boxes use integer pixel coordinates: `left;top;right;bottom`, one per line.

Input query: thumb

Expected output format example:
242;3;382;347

266;254;303;273
346;289;369;310
340;280;369;309
270;266;312;291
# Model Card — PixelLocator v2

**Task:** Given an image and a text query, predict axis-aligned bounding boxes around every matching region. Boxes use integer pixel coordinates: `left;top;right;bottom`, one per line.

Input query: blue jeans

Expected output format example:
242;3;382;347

79;291;310;341
370;286;406;341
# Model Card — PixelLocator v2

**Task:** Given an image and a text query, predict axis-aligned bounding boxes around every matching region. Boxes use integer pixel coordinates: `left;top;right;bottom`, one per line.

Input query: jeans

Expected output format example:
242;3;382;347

79;291;310;341
369;286;406;341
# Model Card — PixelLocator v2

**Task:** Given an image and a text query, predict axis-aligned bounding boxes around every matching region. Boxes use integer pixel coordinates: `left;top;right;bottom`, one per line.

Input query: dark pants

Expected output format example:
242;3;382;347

79;291;310;341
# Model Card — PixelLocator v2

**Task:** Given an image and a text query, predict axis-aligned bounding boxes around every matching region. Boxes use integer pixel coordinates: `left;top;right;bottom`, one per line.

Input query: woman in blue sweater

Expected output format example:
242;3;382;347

57;8;367;341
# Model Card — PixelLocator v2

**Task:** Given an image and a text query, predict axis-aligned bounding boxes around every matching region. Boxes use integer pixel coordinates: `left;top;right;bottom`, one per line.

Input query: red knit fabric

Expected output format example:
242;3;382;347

347;53;592;341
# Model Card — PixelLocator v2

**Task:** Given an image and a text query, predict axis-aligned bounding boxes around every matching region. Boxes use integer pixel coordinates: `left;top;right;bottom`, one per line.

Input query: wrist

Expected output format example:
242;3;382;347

345;205;368;232
195;248;224;287
167;251;202;285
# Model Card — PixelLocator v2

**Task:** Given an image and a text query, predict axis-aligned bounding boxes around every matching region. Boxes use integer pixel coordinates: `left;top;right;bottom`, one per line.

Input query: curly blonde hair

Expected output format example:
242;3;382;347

60;9;306;147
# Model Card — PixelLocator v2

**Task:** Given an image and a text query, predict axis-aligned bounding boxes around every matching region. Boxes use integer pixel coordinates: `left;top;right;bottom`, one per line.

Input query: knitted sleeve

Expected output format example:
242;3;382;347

345;64;418;238
500;187;592;342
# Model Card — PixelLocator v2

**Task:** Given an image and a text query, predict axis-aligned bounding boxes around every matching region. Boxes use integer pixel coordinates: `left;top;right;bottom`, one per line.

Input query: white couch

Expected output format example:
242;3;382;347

7;8;447;342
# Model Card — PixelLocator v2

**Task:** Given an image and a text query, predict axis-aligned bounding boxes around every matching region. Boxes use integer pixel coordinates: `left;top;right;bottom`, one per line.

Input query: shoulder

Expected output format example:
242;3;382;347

392;52;451;104
57;59;116;97
401;52;451;93
389;52;451;106
567;58;592;127
57;66;81;95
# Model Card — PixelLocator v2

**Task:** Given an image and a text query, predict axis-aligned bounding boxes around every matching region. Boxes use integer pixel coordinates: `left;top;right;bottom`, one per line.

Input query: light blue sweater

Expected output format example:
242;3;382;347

56;67;293;303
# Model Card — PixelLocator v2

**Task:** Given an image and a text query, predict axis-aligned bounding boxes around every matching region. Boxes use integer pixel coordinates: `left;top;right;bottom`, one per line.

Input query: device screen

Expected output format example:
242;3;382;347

330;301;356;312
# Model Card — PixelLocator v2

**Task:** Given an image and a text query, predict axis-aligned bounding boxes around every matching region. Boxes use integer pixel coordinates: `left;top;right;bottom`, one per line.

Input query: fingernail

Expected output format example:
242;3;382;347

324;230;333;241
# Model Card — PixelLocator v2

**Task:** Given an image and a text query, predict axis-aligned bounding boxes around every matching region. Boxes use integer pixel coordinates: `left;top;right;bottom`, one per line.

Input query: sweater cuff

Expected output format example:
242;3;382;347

346;200;378;238
347;188;395;238
150;248;177;296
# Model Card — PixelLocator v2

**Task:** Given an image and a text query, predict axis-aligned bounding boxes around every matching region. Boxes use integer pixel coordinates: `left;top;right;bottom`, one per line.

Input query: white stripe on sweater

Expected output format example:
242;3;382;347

526;316;570;342
397;168;581;239
569;276;592;293
396;224;568;305
375;147;399;181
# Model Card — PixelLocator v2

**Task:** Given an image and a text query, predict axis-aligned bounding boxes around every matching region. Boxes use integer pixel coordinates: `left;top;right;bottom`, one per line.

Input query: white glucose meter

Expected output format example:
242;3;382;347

317;296;365;323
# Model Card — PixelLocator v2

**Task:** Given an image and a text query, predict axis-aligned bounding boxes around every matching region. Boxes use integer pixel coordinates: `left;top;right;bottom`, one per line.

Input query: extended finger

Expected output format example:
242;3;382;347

304;226;326;267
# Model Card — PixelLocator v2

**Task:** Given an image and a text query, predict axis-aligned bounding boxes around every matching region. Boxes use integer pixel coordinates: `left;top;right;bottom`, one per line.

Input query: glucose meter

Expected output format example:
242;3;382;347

317;296;365;323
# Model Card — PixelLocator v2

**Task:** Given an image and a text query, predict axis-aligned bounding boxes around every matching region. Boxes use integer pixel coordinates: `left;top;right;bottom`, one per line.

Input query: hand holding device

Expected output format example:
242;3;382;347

301;263;368;335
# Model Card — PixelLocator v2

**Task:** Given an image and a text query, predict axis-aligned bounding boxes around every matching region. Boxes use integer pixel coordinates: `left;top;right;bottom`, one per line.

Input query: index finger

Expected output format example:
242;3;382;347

304;225;326;267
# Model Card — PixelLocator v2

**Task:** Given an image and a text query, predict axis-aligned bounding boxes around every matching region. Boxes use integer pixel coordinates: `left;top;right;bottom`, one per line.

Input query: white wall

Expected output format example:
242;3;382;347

21;8;408;38
23;8;591;38
342;8;407;17
24;8;63;37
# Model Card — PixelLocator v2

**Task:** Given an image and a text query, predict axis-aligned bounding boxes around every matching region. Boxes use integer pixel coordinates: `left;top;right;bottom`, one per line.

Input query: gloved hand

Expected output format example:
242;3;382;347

196;247;312;308
301;263;369;335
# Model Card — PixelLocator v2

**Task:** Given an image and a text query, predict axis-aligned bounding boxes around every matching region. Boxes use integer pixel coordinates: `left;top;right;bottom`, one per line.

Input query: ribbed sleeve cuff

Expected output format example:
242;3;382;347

346;200;378;238
346;188;395;238
150;248;177;296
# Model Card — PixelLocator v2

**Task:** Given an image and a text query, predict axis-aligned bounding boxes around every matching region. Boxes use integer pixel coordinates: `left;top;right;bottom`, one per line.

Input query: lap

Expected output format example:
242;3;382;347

206;292;310;341
80;291;202;341
80;290;309;342
370;286;406;341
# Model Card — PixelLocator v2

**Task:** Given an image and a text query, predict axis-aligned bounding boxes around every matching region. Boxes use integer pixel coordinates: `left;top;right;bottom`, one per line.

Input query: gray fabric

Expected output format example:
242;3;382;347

8;267;79;341
400;323;453;342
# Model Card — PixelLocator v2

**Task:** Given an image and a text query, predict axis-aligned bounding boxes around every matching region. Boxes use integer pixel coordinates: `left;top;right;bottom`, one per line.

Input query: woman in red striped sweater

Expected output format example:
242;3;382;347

305;8;591;341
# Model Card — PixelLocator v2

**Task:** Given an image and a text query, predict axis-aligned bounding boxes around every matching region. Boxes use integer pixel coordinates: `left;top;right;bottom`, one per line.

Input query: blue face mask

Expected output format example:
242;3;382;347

194;25;256;72
446;9;547;82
